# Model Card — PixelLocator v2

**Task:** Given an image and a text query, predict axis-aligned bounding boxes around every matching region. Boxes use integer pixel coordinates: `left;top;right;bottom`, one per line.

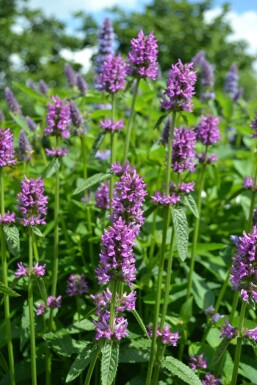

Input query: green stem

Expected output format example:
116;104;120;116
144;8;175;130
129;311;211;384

123;79;140;165
84;350;99;385
32;232;39;262
110;94;116;209
0;168;15;385
28;228;37;385
146;111;176;385
186;163;207;300
109;280;118;331
230;301;247;385
229;292;239;324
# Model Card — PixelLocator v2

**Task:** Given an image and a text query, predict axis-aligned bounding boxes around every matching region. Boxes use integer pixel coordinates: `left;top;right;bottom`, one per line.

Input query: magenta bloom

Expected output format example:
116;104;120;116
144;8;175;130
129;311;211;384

161;59;197;112
95;182;110;210
198;153;218;164
32;262;46;277
97;54;127;94
111;161;134;176
202;373;221;385
47;295;62;308
148;324;179;346
197;115;220;146
151;191;180;206
0;211;16;225
45;96;71;139
127;30;158;80
243;176;254;190
172;127;196;173
220;320;236;339
189;354;207;370
96;217;136;286
100;119;124;132
95;18;114;77
94;311;129;341
45;147;68;158
91;289;136;314
0;128;16;167
230;226;257;304
95;150;111;161
17;176;48;226
36;302;46;316
66;273;88;296
15;262;28;278
111;169;147;232
245;327;257;341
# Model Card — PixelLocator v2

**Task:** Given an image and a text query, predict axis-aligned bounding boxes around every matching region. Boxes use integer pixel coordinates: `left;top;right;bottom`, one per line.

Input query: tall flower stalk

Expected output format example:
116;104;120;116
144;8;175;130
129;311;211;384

146;59;197;385
0;128;16;385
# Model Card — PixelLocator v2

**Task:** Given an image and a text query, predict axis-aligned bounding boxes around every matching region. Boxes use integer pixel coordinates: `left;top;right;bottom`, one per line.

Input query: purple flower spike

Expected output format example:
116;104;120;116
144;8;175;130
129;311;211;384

100;119;124;132
15;262;28;278
151;191;181;206
95;149;111;161
26;116;37;132
230;226;257;304
45;96;71;139
36;302;46;316
45;147;68;158
202;373;221;385
18;130;33;162
0;211;16;225
66;273;88;296
70;101;85;136
179;182;195;193
220;320;236;339
4;87;22;115
39;80;49;95
251;111;257;138
96;217;136;286
245;327;257;341
64;63;77;87
95;18;114;77
94;311;129;341
32;262;46;277
172;127;196;173
0;128;16;167
47;295;62;308
197;115;220;146
189;354;207;370
17;176;48;227
97;54;127;94
96;181;110;210
225;64;242;101
243;176;255;190
161;59;197;112
161;325;179;346
76;74;88;95
128;30;158;80
111;161;134;176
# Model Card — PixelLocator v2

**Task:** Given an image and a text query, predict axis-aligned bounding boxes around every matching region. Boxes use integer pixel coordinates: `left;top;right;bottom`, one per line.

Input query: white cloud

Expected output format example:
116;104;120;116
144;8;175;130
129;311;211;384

205;8;257;56
61;47;96;72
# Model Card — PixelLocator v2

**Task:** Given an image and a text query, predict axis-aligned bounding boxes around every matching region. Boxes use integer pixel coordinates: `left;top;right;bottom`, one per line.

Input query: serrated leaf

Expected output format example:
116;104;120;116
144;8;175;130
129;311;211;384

0;282;20;297
162;356;202;385
119;347;149;363
3;225;20;257
131;310;149;338
91;131;107;157
43;331;77;357
211;337;231;371
180;297;193;324
73;173;111;195
183;194;199;218
35;277;48;304
172;207;189;261
101;341;119;385
66;344;96;383
31;226;43;238
153;113;169;130
43;158;60;178
67;319;95;334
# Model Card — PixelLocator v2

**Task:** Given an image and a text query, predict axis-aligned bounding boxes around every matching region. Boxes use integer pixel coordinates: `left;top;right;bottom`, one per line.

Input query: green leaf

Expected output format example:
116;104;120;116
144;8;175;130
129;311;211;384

43;331;77;357
153;113;169;130
13;82;47;102
131;310;149;338
180;297;193;324
101;341;120;385
65;344;96;383
3;225;20;257
0;282;20;297
172;207;189;261
73;173;111;195
211;337;231;371
162;356;202;385
31;226;43;238
9;112;29;131
119;347;149;363
67;319;95;334
43;158;60;178
20;300;30;351
248;339;257;356
183;194;199;218
35;277;48;304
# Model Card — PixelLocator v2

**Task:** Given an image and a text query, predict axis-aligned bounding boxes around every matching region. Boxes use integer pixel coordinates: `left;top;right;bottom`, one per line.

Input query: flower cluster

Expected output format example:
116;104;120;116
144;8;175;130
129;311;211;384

95;149;111;161
0;211;16;225
148;324;179;346
4;87;22;115
250;111;257;138
151;191;180;206
0;128;16;167
95;181;110;210
47;295;62;308
242;176;255;190
97;54;127;94
189;354;207;370
96;217;136;286
111;161;134;176
220;320;236;339
230;226;257;304
95;18;114;77
15;262;46;278
39;80;49;95
197;115;220;146
100;119;124;132
161;59;197;112
111;169;147;232
45;147;68;158
44;96;71;139
17;176;48;226
18;130;33;162
66;273;88;296
202;373;221;385
77;74;88;95
70;101;85;136
127;30;158;80
26;116;37;132
172;127;196;173
200;59;215;101
205;306;224;323
64;63;77;87
197;153;218;165
224;64;243;101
